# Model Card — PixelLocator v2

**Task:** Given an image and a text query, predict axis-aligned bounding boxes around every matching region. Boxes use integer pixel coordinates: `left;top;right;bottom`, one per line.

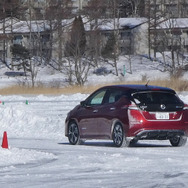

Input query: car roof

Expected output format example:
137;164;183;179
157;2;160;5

101;84;176;94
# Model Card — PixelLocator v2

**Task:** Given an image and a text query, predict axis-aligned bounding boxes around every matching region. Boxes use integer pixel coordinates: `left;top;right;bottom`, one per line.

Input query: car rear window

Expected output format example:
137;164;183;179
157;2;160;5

132;91;184;112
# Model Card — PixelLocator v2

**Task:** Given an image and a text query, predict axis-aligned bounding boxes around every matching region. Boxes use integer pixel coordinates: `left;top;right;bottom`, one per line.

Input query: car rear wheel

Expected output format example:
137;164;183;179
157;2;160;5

112;123;129;147
68;121;81;145
169;136;187;147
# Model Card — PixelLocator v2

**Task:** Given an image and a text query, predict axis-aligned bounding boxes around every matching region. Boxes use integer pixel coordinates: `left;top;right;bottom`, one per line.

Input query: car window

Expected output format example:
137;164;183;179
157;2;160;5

87;90;106;105
133;91;183;105
107;89;128;104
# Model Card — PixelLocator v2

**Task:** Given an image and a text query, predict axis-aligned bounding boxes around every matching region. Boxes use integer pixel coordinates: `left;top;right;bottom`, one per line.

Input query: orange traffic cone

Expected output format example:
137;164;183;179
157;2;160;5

2;131;8;149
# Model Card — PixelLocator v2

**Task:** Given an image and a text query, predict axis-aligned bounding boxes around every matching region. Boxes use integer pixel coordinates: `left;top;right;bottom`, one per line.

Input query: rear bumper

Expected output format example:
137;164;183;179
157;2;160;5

132;130;186;140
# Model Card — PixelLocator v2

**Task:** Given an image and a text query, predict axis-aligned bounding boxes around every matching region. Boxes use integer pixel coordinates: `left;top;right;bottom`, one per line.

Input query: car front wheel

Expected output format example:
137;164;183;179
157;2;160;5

169;136;187;147
68;121;81;145
112;123;129;147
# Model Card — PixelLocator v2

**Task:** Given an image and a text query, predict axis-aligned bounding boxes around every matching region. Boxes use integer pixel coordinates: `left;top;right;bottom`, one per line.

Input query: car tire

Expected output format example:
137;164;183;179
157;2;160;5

68;121;81;145
169;136;187;147
112;123;129;147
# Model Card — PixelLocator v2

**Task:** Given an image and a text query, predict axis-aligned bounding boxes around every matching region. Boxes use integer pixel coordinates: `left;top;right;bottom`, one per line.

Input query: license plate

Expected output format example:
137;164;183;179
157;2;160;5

156;113;169;120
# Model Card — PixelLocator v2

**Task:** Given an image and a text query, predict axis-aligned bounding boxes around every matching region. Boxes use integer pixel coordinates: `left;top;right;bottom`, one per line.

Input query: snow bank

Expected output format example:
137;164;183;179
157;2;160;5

179;93;188;104
0;147;57;169
0;94;87;139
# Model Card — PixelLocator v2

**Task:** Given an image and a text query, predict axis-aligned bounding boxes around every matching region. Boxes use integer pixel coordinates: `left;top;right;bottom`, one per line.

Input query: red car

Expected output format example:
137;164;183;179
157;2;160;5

65;85;188;147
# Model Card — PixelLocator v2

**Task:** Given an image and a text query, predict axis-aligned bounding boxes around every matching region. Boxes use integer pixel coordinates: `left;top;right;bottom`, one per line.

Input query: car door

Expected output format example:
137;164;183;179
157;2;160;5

96;89;130;138
77;89;107;138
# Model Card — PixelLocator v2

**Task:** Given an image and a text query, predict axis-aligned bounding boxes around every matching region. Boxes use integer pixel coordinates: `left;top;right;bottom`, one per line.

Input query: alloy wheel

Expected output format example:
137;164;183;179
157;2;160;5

113;123;125;147
68;122;80;145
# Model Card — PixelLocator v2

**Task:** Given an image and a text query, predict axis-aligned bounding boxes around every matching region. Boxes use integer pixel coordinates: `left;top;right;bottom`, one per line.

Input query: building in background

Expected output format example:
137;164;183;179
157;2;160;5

0;0;188;64
145;0;188;18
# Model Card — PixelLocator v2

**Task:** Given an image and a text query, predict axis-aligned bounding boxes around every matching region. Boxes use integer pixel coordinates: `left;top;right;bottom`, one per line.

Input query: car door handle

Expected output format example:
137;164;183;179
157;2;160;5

93;109;98;113
110;107;116;111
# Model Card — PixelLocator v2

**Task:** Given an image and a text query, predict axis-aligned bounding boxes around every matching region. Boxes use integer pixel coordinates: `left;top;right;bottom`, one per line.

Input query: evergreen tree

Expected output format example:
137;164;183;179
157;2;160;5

11;44;30;59
11;44;31;73
65;16;86;57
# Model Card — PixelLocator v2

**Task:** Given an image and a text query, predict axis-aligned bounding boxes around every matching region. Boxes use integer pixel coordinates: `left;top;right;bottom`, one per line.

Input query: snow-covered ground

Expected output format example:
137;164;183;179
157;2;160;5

0;54;187;187
0;93;188;188
1;55;188;89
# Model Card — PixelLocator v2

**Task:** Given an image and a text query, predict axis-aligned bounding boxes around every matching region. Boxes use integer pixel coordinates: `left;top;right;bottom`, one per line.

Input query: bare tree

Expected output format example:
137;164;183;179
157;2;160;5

118;0;143;17
10;0;45;87
64;16;91;86
45;0;73;70
82;0;110;67
163;19;183;76
87;28;102;67
0;0;21;65
85;0;112;19
112;0;120;76
145;0;187;76
101;0;120;76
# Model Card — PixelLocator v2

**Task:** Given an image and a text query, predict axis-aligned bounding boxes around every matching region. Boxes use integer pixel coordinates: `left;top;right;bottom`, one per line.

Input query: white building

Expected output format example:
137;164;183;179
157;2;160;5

1;16;188;62
72;0;89;10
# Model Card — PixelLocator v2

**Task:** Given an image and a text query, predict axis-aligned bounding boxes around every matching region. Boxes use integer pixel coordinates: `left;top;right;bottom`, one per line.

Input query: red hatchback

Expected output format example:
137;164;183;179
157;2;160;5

65;85;188;147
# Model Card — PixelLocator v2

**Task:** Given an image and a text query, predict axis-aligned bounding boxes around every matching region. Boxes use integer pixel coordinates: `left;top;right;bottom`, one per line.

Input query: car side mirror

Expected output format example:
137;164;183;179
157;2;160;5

80;101;86;107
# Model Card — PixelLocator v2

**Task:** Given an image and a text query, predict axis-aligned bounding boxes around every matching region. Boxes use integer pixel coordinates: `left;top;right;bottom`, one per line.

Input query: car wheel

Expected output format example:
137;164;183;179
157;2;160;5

112;123;129;147
169;136;187;147
68;121;81;145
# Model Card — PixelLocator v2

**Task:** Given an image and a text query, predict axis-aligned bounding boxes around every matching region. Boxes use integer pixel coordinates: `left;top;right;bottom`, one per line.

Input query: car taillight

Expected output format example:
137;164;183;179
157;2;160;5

128;103;144;125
